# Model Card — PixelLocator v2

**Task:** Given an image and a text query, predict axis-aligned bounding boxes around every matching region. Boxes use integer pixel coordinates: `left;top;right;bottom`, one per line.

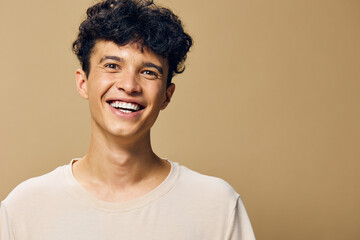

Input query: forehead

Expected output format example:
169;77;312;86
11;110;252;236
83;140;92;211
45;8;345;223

90;40;168;68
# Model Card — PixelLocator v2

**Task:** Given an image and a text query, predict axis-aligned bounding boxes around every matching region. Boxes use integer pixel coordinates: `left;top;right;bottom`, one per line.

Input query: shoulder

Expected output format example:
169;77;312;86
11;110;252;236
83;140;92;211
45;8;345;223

2;165;67;209
178;165;239;196
176;164;240;207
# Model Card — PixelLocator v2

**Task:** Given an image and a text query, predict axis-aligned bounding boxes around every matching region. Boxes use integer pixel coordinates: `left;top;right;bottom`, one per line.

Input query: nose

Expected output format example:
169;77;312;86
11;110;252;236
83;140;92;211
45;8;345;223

115;71;142;94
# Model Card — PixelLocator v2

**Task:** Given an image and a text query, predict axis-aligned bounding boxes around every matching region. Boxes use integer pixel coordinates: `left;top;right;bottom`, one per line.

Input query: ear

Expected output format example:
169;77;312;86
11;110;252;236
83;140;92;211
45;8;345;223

161;83;175;110
76;69;89;99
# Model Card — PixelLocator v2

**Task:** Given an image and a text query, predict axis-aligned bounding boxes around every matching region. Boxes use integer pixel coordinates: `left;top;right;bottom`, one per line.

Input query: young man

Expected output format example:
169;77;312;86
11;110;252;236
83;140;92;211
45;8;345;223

0;0;255;239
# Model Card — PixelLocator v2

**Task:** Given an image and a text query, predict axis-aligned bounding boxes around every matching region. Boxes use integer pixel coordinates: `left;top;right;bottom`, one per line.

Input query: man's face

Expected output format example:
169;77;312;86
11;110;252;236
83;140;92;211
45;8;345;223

76;40;175;141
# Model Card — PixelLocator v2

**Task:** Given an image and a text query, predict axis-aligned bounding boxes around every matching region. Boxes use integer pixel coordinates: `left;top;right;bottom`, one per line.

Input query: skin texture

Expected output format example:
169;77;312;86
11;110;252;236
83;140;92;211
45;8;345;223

73;40;175;202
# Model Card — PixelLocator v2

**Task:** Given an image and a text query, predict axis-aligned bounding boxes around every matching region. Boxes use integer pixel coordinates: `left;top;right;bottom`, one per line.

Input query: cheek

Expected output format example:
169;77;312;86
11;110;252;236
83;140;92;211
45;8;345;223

146;80;166;95
150;87;166;104
88;75;114;98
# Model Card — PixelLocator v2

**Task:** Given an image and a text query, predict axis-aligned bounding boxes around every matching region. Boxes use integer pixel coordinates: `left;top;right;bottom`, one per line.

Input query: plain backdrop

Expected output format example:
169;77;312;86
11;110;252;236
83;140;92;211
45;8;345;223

0;0;359;239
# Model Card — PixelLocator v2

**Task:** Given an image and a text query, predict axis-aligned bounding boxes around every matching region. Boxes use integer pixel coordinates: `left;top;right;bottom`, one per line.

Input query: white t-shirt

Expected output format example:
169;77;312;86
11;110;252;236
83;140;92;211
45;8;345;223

0;160;255;239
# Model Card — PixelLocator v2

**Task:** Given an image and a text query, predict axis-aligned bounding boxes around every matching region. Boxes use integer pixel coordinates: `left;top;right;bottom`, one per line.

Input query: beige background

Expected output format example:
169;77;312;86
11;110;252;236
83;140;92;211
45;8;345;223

1;0;359;239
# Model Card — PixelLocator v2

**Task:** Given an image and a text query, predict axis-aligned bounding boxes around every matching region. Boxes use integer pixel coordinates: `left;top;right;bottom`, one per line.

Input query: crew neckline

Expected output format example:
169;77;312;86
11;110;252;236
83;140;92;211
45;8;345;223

63;158;180;212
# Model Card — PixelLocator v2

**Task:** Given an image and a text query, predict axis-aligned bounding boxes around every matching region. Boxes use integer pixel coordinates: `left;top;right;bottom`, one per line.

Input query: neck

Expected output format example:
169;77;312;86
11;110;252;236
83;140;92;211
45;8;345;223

73;122;169;199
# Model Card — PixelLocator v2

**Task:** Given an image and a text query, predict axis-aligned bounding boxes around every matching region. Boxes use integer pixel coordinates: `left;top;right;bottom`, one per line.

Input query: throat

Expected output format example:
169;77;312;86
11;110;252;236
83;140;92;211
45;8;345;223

72;156;171;203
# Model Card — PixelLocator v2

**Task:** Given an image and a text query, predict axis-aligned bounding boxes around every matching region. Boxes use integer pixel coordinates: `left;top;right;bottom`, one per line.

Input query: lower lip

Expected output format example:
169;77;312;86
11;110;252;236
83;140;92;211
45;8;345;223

108;104;144;119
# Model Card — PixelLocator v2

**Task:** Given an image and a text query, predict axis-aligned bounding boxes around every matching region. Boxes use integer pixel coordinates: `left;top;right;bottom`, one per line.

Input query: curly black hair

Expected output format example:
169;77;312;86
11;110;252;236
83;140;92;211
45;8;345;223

72;0;193;86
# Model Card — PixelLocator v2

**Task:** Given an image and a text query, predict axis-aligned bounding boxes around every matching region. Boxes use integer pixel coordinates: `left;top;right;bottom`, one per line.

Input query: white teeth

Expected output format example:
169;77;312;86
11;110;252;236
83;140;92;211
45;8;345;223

119;109;132;113
110;101;140;111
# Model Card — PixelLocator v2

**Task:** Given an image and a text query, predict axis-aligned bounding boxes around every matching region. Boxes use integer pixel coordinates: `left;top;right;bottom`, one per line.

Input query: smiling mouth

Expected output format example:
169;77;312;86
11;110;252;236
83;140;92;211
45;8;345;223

108;100;144;113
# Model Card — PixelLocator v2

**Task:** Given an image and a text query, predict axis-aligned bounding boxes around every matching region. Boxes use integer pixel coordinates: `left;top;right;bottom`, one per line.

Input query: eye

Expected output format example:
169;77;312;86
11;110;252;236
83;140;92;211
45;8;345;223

142;70;159;79
105;63;119;69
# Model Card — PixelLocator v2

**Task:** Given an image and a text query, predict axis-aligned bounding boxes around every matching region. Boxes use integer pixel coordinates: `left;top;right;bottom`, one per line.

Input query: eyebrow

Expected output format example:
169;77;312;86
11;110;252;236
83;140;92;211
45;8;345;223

99;55;164;75
99;55;122;63
143;62;163;75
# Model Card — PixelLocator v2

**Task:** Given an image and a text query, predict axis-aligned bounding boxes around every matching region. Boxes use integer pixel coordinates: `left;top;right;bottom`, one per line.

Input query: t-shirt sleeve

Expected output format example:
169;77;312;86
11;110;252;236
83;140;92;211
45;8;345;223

0;202;15;240
225;196;256;240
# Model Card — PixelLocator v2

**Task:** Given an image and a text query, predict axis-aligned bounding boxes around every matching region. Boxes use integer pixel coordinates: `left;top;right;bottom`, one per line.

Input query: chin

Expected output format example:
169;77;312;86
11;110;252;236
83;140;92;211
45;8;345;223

107;125;148;140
